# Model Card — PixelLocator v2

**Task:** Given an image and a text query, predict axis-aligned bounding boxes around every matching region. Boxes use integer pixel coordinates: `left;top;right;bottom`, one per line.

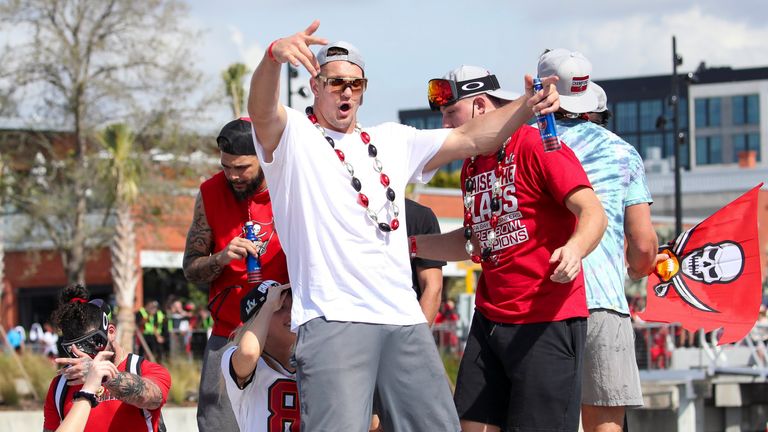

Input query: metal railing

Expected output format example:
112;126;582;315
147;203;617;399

632;321;768;378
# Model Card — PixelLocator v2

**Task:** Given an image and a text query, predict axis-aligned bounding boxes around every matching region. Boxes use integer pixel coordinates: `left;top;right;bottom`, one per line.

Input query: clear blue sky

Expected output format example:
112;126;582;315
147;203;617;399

185;0;768;132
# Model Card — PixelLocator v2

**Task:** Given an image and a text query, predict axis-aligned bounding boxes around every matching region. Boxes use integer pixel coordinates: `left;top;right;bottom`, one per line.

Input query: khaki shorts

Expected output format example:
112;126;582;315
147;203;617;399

582;309;644;407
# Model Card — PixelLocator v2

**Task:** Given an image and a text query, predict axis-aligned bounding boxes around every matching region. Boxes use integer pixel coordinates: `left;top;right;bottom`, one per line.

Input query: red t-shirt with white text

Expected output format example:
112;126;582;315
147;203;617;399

43;356;170;432
461;125;592;324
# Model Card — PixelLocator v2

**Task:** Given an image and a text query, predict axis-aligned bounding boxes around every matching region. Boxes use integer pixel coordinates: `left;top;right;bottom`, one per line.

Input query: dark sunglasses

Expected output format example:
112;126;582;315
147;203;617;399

316;75;368;92
427;74;501;111
61;328;109;359
61;298;112;358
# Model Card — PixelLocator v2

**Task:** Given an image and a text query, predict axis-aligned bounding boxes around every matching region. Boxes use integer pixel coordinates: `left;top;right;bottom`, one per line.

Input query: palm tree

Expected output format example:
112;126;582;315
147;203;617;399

99;124;141;351
222;63;248;118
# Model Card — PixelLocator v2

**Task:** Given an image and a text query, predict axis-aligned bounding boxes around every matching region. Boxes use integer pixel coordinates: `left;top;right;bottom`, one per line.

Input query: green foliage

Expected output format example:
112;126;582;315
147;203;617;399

0;355;20;405
0;352;56;406
165;357;201;405
97;123;141;204
428;169;462;188
187;283;209;311
0;0;206;285
444;277;468;303
222;63;249;118
441;351;461;389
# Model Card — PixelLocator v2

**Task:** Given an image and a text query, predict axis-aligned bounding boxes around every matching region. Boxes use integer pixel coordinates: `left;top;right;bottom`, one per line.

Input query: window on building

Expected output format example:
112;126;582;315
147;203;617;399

640;133;664;160
640;100;663;132
402;117;424;129
696;136;722;165
695;97;722;128
733;94;760;125
747;94;759;124
425;115;443;130
662;133;691;169
681;141;690;168
733;133;761;162
679;98;688;128
616;101;637;133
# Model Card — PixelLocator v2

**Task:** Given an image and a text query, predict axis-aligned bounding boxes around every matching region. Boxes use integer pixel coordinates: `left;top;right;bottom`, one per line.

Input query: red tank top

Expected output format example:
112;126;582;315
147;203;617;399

200;172;289;337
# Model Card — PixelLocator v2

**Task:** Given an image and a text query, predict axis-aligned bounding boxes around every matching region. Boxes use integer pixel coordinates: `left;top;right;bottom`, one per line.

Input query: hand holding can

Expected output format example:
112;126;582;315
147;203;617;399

533;77;561;152
243;221;262;284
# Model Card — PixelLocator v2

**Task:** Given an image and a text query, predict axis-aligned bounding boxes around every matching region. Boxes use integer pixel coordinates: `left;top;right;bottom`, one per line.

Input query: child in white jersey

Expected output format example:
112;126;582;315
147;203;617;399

220;280;298;432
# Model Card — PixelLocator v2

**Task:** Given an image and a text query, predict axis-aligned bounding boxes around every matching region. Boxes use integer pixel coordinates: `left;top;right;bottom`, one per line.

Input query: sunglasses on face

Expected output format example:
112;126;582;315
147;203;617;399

427;74;501;111
61;328;109;358
316;75;368;92
60;298;112;358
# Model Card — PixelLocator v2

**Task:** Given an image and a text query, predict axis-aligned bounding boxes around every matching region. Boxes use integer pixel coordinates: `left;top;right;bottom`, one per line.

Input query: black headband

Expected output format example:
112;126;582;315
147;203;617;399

455;75;501;99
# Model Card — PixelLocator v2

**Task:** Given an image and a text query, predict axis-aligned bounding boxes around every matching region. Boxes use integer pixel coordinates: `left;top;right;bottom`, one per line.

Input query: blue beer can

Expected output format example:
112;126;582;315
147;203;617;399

244;221;262;284
533;77;561;152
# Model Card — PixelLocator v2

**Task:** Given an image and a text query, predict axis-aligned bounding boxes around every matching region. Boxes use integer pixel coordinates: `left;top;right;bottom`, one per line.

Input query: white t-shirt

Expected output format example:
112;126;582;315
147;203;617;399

253;107;449;329
221;346;299;432
42;331;58;356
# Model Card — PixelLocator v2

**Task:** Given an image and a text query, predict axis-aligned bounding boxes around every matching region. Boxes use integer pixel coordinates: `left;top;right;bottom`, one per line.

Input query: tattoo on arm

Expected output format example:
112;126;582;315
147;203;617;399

104;371;164;410
183;193;223;283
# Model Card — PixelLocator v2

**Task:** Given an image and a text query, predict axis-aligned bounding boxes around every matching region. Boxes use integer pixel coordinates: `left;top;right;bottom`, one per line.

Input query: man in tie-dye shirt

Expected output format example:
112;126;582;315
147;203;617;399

539;48;660;432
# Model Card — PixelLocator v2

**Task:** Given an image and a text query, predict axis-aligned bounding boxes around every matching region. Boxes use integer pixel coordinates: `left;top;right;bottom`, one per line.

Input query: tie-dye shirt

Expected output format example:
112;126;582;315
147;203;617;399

558;119;652;314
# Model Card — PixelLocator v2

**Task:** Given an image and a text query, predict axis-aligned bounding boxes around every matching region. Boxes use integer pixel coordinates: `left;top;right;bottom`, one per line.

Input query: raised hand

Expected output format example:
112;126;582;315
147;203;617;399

55;346;107;386
265;283;291;313
524;74;560;115
81;350;119;393
269;20;329;77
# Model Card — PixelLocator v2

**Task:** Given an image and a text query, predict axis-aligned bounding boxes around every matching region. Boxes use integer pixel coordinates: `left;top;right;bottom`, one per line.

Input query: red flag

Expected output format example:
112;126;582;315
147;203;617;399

639;184;763;345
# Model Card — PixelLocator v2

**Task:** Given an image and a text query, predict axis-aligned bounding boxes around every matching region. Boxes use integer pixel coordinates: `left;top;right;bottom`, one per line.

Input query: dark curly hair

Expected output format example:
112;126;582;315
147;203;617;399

49;284;103;340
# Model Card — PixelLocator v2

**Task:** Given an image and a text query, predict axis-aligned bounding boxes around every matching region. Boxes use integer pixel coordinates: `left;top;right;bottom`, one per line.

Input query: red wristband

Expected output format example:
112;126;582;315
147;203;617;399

267;39;280;63
409;236;418;259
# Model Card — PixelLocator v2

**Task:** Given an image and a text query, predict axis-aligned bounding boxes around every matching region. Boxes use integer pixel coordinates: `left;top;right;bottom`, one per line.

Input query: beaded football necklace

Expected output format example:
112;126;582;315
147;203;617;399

306;106;400;232
462;138;510;265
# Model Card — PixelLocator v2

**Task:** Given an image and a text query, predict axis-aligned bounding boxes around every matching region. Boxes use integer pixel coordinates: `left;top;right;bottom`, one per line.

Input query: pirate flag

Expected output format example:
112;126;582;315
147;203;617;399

638;184;763;345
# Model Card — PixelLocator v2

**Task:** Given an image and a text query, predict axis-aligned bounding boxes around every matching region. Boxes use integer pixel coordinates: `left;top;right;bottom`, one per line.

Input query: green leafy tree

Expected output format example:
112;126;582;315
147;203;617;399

427;169;462;189
0;0;204;285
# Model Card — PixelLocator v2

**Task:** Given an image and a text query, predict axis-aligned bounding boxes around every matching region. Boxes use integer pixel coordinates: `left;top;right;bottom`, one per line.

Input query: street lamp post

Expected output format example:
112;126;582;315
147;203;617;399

671;36;684;235
286;65;310;108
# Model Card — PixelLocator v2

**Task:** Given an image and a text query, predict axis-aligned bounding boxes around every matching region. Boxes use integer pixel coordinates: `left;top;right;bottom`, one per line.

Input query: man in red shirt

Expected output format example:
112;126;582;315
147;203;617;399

182;117;289;431
43;284;170;432
413;65;607;432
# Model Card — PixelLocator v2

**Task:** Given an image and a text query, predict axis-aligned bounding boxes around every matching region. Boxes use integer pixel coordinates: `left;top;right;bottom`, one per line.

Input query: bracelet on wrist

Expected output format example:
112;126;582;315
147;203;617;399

409;236;418;259
73;390;99;408
267;39;280;63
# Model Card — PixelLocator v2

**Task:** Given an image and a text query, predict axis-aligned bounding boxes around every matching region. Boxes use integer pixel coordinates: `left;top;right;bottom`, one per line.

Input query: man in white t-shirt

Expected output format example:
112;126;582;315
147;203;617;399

247;20;561;431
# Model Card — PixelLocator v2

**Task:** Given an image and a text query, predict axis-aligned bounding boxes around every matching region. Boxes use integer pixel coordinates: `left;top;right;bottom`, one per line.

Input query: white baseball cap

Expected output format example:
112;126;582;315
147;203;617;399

537;49;599;114
591;82;608;113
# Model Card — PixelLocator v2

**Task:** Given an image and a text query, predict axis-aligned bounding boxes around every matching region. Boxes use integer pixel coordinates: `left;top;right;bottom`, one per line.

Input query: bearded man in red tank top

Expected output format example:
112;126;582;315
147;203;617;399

183;118;289;431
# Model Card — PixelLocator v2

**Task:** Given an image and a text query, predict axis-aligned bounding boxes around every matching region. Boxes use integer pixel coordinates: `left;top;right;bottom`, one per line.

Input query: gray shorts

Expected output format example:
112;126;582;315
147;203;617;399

295;317;460;432
582;309;643;407
196;334;239;431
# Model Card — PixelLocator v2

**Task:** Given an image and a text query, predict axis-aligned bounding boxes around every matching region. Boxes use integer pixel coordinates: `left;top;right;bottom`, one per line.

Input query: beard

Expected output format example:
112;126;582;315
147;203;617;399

228;170;265;201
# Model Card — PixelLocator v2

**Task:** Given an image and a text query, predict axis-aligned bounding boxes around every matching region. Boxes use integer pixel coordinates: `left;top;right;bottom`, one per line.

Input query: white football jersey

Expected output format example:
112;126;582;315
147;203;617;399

221;346;299;432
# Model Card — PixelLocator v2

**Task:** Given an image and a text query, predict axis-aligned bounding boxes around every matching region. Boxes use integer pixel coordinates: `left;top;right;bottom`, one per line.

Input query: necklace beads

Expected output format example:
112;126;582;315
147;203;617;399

462;138;510;265
306;106;399;232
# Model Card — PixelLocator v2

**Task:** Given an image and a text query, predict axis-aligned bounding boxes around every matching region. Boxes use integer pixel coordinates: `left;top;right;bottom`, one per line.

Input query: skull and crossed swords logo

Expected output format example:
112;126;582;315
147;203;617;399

654;226;745;313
